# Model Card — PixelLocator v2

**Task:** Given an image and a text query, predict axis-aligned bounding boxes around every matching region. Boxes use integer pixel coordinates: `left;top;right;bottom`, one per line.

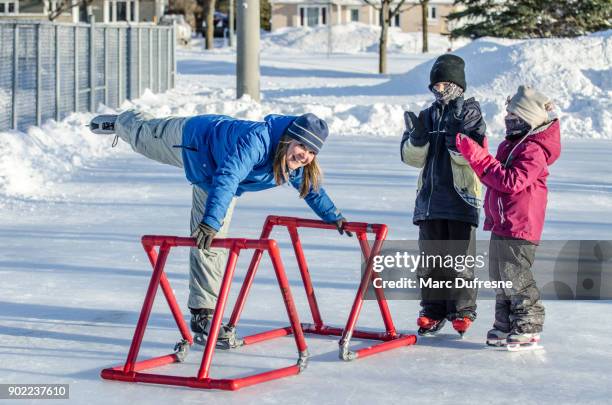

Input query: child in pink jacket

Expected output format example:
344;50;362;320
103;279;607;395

455;85;561;349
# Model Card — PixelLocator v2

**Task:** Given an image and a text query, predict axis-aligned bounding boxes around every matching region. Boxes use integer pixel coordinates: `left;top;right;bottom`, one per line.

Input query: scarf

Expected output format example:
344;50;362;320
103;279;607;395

432;82;464;105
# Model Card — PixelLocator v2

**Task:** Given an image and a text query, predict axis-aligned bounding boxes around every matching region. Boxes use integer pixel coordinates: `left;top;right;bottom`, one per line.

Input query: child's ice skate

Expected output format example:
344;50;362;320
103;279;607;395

486;328;510;347
451;317;473;338
417;316;446;336
88;114;117;134
506;332;542;352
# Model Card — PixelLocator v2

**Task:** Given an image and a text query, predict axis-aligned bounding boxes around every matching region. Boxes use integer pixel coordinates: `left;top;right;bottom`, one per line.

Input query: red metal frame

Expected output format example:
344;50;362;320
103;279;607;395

101;236;309;391
227;216;417;361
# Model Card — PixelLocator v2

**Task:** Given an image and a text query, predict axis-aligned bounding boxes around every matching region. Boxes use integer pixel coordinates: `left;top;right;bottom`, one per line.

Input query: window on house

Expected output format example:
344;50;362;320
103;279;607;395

428;5;437;20
112;0;135;22
0;1;17;14
299;6;327;27
44;0;61;14
388;10;399;27
116;1;127;21
350;8;359;22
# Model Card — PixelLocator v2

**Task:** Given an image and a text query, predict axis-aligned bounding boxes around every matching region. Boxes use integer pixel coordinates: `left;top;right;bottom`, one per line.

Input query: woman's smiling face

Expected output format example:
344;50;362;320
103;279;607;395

285;140;316;170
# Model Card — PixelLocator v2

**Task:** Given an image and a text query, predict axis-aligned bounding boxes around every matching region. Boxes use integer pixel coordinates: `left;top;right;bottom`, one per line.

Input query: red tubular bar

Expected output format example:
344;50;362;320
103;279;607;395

354;334;418;360
242;327;293;345
227;222;274;327
356;233;397;336
340;232;395;345
267;240;309;354
288;226;324;329
197;247;240;380
107;353;180;373
101;364;301;391
102;234;308;391
143;243;193;344
230;215;416;362
123;242;171;374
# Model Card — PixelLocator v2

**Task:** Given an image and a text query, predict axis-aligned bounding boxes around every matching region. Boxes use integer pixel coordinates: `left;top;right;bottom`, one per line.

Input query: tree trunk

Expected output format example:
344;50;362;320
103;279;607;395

378;1;389;74
205;0;216;50
421;0;428;53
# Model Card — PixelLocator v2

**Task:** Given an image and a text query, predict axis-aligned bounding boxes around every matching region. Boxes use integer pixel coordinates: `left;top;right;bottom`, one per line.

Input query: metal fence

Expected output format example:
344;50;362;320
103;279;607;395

0;19;176;132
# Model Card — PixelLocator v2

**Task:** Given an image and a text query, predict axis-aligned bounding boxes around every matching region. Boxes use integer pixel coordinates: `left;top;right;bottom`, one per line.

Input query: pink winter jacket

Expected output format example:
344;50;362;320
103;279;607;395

481;119;561;243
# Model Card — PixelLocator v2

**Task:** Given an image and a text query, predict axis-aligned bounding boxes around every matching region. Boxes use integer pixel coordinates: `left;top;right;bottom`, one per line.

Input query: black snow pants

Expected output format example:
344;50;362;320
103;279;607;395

417;219;477;321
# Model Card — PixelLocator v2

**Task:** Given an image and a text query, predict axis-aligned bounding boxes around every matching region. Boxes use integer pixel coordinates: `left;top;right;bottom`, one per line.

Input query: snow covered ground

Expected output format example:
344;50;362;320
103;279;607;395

1;27;611;403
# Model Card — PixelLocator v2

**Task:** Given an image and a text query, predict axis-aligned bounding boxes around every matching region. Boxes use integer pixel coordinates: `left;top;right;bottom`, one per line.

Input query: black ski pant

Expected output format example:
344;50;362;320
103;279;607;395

489;233;545;334
417;219;477;321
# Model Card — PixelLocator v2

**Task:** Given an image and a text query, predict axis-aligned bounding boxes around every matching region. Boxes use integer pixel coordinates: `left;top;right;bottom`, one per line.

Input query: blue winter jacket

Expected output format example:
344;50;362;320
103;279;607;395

180;114;342;231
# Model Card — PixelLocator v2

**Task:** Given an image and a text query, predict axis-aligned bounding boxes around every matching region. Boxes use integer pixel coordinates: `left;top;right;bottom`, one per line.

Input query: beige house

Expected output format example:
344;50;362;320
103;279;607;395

0;0;166;23
270;0;454;34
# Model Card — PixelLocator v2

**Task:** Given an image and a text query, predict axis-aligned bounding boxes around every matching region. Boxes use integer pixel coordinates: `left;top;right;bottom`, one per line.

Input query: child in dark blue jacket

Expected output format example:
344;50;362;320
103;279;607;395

400;54;487;337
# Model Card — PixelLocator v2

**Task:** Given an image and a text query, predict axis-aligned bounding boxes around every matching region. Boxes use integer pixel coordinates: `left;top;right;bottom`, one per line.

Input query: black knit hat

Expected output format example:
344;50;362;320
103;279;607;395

429;54;466;91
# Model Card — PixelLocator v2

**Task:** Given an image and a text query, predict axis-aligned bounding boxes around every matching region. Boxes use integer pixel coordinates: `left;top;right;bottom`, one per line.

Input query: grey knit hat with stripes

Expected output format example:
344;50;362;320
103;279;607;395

286;113;329;154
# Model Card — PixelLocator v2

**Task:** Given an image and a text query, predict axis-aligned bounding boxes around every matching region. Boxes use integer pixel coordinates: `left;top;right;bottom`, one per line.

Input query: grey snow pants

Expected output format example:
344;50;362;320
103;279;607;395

115;110;237;311
489;233;545;334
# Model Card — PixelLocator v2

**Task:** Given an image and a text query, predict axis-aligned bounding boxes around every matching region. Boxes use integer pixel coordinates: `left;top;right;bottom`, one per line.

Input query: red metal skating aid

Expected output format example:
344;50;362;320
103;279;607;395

101;236;309;391
226;216;417;361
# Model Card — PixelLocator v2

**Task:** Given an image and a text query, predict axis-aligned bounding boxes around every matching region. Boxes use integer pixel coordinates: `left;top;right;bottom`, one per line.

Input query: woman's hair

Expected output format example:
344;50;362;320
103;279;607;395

273;135;322;198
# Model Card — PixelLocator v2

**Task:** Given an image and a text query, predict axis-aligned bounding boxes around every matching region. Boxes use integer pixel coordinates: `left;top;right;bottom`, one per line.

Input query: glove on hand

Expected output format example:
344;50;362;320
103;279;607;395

445;96;466;150
455;133;493;176
334;217;353;237
403;111;428;146
192;222;217;251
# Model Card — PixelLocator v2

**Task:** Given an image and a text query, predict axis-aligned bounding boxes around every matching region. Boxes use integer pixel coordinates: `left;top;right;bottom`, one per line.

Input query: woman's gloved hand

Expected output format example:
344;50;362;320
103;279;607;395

192;222;217;251
334;217;353;237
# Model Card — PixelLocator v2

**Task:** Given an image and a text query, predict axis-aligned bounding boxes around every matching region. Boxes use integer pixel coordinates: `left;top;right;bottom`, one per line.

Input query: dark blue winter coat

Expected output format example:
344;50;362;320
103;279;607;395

401;97;487;226
180;114;342;231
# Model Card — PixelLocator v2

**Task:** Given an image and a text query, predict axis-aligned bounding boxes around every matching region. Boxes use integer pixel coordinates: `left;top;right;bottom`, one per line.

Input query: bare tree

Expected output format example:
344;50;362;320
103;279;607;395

47;0;93;21
363;0;415;74
420;0;428;53
202;0;217;49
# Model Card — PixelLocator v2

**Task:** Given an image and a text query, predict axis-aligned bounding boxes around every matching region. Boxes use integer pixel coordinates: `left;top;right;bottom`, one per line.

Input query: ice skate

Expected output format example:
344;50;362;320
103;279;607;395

506;332;542;352
486;328;510;347
88;114;117;134
451;317;473;338
417;316;446;336
190;309;243;350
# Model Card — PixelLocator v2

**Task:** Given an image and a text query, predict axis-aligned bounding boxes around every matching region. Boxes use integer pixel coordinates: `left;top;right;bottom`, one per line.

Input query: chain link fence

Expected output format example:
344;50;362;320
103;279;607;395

0;19;176;132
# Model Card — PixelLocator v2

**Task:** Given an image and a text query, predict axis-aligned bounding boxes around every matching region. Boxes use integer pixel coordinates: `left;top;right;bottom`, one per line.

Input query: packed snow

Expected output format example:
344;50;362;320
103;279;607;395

0;24;611;404
261;23;470;54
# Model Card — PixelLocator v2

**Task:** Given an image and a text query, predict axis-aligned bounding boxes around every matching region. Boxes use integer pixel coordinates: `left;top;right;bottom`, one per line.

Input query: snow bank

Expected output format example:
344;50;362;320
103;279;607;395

400;31;612;138
0;112;126;199
262;23;468;54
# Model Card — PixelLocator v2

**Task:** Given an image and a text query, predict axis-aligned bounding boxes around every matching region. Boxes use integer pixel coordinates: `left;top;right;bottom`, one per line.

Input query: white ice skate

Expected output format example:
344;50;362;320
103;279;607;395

506;332;542;352
485;328;510;347
88;114;117;135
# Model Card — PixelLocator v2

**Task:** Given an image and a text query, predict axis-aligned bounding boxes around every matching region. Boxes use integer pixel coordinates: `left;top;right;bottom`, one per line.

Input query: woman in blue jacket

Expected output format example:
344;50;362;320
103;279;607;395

90;110;351;347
